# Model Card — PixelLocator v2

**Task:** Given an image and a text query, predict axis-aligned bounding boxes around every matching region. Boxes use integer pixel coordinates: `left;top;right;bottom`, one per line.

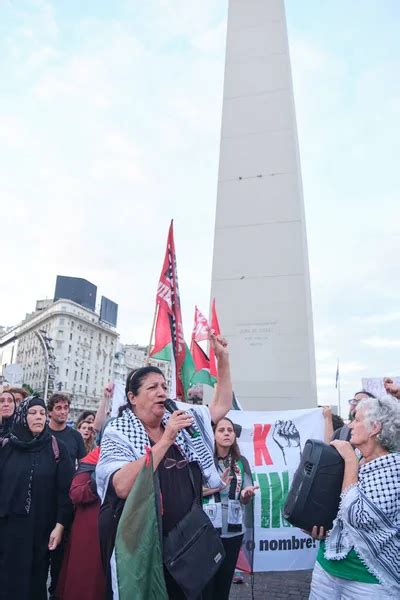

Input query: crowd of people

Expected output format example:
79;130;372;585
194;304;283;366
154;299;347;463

0;347;399;599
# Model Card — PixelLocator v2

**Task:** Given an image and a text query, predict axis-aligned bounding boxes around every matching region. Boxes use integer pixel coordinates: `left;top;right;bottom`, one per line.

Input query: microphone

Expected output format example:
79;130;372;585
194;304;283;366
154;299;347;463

164;398;199;438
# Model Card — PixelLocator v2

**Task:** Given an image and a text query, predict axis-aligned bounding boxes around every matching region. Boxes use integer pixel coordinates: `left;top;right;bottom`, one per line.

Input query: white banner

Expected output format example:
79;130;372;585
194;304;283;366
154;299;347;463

226;407;324;572
361;377;400;399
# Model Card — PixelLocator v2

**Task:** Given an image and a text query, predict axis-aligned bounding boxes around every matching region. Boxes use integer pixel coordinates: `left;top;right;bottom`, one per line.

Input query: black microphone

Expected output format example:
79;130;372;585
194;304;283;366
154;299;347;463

164;398;199;438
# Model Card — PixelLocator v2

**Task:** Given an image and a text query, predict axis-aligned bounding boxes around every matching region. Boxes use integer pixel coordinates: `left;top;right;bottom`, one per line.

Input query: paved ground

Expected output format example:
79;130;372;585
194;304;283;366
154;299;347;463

229;570;312;599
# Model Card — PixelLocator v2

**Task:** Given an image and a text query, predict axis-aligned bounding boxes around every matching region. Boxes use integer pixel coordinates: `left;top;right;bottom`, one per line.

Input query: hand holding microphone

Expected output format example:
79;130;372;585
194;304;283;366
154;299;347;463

164;399;199;439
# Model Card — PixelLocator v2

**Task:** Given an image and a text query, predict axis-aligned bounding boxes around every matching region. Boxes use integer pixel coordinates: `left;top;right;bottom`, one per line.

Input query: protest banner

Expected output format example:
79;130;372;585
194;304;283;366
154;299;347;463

225;407;324;571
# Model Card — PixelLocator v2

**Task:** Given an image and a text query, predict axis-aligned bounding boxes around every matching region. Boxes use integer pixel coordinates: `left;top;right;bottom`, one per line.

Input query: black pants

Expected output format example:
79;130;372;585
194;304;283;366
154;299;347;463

48;534;68;598
202;534;243;600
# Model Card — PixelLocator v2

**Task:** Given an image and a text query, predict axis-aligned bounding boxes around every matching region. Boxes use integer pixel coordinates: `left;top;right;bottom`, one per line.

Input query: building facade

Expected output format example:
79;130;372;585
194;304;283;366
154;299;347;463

0;298;119;416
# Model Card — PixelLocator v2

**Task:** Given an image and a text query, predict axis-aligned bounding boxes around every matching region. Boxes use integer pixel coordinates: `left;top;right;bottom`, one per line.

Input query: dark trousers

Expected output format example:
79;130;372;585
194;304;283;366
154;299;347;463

202;534;243;600
48;534;67;598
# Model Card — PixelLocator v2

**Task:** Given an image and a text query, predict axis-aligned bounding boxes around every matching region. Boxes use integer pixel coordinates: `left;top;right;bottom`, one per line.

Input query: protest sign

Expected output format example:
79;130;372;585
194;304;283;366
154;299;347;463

226;407;324;571
361;377;400;399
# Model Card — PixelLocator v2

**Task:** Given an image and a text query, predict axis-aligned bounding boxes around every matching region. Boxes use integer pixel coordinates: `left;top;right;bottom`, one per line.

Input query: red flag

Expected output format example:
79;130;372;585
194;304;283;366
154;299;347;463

192;306;210;343
151;221;186;398
190;306;210;371
190;340;210;372
209;298;220;377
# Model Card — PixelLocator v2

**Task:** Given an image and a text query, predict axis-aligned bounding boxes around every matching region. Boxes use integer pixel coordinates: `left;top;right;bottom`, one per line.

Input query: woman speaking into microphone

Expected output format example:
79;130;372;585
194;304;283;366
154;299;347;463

96;333;232;599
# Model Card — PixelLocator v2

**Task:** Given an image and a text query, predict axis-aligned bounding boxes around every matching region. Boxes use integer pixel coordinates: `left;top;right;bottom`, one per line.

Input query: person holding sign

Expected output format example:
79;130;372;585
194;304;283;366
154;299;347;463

202;417;258;600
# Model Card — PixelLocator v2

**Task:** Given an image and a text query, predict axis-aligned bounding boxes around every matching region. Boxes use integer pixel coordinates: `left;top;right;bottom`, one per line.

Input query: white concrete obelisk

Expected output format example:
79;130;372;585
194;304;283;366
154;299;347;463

211;0;317;410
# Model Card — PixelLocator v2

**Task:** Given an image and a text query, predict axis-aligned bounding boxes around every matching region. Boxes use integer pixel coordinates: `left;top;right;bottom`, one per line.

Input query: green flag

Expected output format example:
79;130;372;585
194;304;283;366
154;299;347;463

152;342;196;400
115;452;168;600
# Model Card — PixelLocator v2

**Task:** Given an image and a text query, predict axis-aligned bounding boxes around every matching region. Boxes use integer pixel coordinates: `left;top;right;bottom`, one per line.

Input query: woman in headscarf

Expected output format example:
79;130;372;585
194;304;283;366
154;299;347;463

0;396;74;600
0;390;17;442
57;446;106;600
202;417;257;600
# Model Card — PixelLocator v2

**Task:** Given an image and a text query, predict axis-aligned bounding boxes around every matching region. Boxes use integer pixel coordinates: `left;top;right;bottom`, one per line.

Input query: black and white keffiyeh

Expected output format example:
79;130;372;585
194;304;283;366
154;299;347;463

325;453;400;595
96;402;223;502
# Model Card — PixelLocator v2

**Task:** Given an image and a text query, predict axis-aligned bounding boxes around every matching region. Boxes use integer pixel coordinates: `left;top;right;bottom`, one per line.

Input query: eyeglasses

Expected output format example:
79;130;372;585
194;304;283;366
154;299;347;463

348;398;360;406
164;458;188;470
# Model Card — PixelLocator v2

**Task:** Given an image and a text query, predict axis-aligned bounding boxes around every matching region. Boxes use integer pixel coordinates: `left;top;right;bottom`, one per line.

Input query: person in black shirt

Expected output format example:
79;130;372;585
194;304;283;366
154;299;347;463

0;396;74;600
47;393;86;598
48;393;86;464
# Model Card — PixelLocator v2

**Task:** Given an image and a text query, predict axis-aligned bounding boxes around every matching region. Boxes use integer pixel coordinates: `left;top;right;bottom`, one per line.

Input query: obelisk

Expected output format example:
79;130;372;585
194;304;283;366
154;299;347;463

211;0;317;410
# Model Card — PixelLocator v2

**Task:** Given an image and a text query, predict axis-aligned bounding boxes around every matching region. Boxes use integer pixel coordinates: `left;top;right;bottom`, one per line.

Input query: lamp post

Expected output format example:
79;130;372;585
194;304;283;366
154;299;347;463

35;329;56;400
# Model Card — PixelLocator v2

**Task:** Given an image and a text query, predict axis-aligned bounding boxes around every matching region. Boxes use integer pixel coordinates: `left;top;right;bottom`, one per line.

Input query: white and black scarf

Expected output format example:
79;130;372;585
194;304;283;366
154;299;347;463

325;453;400;595
96;403;223;502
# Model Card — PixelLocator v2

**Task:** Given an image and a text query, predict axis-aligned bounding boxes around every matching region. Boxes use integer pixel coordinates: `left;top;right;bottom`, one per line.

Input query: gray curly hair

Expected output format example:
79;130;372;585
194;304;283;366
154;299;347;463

357;396;400;452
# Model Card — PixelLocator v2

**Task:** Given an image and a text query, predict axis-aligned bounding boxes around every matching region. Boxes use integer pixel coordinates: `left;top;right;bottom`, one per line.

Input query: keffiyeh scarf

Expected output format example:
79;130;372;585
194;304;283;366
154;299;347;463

325;453;400;595
96;403;223;502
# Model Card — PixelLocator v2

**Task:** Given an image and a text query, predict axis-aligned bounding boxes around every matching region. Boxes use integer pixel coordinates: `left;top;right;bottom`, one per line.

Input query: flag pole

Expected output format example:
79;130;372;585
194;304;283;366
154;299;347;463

336;358;341;417
146;304;158;365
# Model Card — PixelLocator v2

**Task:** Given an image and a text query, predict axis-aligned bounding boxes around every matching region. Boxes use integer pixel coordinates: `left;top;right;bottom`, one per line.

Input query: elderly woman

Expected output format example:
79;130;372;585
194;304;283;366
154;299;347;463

0;396;74;600
309;396;400;599
96;334;232;599
0;390;17;441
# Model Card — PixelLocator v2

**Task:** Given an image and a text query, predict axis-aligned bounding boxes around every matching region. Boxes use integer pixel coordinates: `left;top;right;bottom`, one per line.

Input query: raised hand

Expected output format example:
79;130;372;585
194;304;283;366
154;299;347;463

209;332;229;362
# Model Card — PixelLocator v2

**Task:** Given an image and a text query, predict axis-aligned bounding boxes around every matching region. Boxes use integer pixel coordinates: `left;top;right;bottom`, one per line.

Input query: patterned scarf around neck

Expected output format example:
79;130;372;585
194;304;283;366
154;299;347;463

325;452;400;595
96;403;223;503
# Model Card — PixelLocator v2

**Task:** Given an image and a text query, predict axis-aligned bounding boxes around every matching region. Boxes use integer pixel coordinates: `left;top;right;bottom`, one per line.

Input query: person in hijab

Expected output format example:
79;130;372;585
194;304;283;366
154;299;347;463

0;390;17;442
57;445;106;600
0;396;74;600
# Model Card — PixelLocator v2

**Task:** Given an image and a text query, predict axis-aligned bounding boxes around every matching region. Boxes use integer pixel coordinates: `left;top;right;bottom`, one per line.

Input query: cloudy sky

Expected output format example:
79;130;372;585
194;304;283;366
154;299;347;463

1;0;399;412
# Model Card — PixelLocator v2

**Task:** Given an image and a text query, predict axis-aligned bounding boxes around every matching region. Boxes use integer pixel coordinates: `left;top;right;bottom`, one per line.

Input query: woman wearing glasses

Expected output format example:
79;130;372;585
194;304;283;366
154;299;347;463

309;396;400;598
96;334;232;599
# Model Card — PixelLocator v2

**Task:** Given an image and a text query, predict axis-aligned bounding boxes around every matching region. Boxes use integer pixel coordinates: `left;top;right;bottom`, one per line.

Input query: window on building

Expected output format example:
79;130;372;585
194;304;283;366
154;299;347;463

69;333;72;340
74;371;77;381
66;368;69;376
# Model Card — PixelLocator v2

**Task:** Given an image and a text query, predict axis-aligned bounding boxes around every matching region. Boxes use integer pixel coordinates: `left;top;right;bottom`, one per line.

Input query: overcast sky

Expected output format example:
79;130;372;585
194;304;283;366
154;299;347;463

1;0;399;412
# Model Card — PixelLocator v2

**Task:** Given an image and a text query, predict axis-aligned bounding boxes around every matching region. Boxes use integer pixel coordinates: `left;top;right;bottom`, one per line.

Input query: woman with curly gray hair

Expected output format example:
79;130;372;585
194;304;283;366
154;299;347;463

309;396;400;598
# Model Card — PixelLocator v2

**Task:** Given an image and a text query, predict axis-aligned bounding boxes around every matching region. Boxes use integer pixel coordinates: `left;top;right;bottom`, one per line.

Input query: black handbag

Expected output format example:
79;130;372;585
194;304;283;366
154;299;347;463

163;467;225;599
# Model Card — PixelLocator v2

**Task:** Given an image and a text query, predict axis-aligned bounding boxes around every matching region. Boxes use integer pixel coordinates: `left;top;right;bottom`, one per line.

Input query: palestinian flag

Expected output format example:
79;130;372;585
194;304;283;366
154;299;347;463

150;221;193;399
114;450;168;600
190;306;217;387
209;298;220;378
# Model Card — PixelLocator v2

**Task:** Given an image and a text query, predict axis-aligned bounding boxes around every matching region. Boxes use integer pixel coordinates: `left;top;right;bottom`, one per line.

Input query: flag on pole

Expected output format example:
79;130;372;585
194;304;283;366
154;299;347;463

190;306;217;387
114;450;168;600
335;360;340;389
209;298;220;378
150;221;194;399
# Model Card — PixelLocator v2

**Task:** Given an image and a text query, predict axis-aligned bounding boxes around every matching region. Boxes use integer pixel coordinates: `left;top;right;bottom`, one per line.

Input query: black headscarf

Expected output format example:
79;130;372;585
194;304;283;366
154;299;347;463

0;396;52;516
9;396;50;448
0;391;16;441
